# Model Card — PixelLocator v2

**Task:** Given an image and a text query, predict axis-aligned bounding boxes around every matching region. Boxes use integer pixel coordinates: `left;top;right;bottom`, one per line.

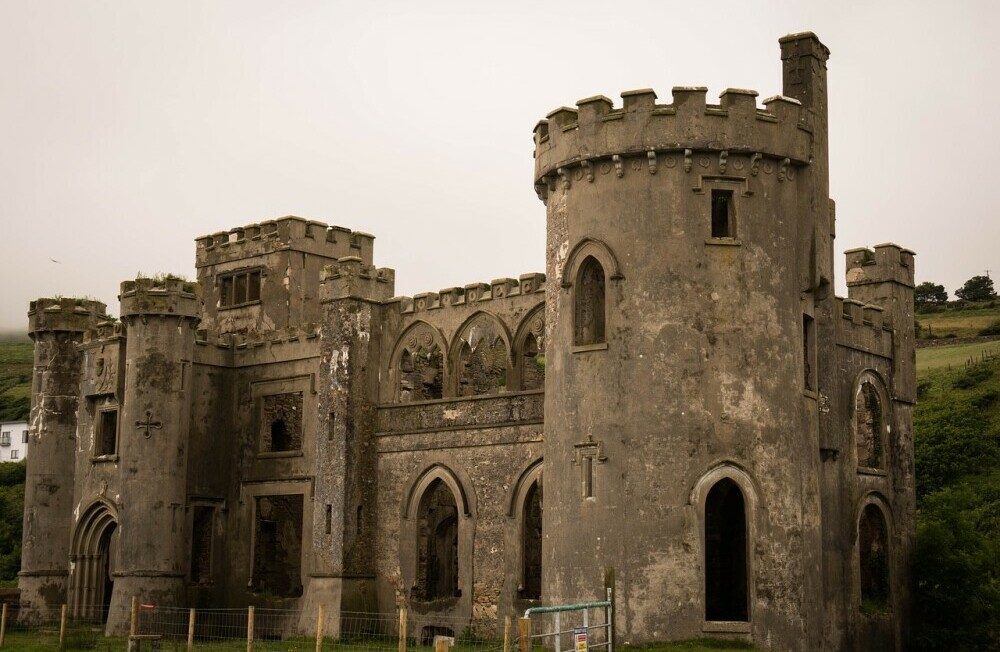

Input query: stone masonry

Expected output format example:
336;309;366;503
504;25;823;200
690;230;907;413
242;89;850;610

19;33;914;652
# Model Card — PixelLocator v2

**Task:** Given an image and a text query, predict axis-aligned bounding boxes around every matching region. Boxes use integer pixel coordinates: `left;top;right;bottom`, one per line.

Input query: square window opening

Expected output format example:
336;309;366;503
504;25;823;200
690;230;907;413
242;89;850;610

97;409;118;457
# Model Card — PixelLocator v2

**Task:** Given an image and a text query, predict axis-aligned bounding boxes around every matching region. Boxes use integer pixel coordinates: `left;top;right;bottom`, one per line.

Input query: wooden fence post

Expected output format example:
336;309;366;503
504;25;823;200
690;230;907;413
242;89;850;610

187;607;196;652
398;607;407;652
503;615;511;652
130;596;139;638
435;639;449;652
247;606;255;652
518;617;531;652
1;602;8;647
315;604;325;652
58;604;67;650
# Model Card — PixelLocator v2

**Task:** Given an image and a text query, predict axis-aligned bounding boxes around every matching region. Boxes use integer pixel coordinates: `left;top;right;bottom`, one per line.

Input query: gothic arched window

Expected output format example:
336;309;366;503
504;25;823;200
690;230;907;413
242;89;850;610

705;478;749;622
574;256;606;346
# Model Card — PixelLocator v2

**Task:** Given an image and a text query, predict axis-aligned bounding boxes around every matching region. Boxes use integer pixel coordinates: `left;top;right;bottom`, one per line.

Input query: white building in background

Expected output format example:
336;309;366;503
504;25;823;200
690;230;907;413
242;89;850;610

0;420;28;462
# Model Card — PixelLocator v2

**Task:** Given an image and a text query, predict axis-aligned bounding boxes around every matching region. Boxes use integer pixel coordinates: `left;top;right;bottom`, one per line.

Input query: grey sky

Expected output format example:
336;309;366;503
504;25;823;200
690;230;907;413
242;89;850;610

1;0;996;332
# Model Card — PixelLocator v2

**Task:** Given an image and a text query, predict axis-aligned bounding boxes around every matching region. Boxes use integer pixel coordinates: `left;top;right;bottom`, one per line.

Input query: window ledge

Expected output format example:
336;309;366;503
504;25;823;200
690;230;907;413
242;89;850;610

257;450;304;460
802;389;818;400
91;455;119;464
572;342;608;353
705;238;742;247
702;621;750;633
218;300;261;311
857;467;887;477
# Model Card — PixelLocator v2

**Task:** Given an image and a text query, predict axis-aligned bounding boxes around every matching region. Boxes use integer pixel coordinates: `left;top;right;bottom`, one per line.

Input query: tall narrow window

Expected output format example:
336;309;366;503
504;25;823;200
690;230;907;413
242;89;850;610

803;314;815;391
97;409;118;457
520;480;543;600
414;479;459;601
190;506;214;584
856;382;884;468
574;256;606;346
859;504;889;612
705;478;749;622
711;190;734;238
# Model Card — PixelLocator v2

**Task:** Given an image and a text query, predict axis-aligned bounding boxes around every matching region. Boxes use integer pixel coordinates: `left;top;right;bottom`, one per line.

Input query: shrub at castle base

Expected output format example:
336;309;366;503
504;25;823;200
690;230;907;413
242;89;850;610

18;33;914;652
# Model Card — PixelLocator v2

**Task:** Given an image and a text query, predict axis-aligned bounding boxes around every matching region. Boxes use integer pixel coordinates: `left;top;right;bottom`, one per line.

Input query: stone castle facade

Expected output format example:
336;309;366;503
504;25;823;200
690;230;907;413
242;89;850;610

19;33;915;651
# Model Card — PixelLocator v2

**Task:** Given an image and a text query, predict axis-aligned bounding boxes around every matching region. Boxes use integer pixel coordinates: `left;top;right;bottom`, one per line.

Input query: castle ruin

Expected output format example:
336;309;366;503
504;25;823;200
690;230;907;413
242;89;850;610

19;33;914;651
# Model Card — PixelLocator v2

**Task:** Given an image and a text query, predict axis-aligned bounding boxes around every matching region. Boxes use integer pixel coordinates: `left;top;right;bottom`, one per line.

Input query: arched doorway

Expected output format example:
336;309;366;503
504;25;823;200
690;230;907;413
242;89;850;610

70;502;118;622
704;478;748;622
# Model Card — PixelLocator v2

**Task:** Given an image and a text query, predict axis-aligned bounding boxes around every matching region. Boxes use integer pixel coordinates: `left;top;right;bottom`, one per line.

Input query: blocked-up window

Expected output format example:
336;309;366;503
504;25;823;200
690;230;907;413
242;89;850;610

705;478;748;622
190;506;214;584
261;392;304;453
859;504;889;611
574;256;606;346
414;479;459;601
856;382;884;468
219;269;262;307
252;495;304;597
399;347;443;402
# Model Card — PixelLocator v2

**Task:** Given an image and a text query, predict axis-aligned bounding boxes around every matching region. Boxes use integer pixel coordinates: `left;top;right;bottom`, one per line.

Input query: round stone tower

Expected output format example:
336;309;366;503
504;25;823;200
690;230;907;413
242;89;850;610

20;298;107;622
534;34;832;650
106;277;201;633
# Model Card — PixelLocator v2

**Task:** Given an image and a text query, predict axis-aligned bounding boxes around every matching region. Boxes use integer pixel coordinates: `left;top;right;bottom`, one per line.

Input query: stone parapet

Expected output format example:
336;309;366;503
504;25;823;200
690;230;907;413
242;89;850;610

388;272;545;315
119;277;201;320
195;216;375;267
28;298;108;335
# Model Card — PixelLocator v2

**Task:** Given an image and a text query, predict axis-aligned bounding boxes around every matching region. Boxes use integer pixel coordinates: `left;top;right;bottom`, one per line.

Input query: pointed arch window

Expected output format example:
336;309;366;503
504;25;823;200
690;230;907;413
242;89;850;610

859;504;890;612
705;478;749;622
414;479;460;600
856;378;885;469
520;479;543;599
574;256;606;346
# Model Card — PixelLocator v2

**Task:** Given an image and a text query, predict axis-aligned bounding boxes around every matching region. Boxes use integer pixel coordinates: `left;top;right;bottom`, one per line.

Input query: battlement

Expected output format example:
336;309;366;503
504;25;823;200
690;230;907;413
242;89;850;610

119;276;202;320
319;257;396;302
194;323;321;350
835;296;893;358
82;320;125;345
533;85;811;188
28;298;109;335
845;243;916;288
195;216;375;268
389;272;545;315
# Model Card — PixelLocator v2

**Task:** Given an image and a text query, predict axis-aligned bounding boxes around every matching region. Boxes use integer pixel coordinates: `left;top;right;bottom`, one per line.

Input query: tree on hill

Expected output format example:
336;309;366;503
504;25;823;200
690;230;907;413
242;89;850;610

956;275;997;302
914;281;948;307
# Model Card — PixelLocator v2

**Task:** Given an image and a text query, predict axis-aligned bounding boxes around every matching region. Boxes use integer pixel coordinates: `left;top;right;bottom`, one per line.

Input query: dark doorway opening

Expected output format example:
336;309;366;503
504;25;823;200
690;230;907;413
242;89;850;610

705;478;748;622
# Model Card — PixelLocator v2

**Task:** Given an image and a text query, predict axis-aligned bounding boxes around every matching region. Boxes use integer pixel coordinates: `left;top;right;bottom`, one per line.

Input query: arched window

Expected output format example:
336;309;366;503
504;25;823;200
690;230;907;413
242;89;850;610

414;479;459;600
859;504;890;611
856;380;884;468
400;346;443;402
521;333;545;391
520;480;542;599
574;256;606;346
705;478;748;622
458;336;508;396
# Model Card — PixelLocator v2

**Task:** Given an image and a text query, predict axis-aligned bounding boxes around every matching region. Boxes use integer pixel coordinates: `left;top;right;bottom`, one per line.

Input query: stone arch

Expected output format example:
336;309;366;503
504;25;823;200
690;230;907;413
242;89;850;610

690;462;761;625
559;238;623;289
854;370;890;469
389;321;449;403
506;459;543;600
856;493;893;612
69;499;119;621
511;303;546;391
449;311;512;397
401;464;476;607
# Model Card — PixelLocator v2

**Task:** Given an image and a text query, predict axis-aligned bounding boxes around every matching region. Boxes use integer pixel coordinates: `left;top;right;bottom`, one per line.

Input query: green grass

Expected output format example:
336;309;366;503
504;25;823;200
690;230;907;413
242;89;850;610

915;302;1000;339
0;341;32;422
916;341;999;372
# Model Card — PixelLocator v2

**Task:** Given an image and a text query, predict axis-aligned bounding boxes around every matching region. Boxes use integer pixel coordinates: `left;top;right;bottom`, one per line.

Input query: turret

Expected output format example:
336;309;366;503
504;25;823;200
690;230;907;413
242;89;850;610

19;298;107;622
534;34;832;652
105;277;201;634
845;244;916;402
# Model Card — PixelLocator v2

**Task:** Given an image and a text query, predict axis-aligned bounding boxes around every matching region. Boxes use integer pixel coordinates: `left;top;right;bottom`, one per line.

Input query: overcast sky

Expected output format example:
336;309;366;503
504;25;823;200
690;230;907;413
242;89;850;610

1;0;996;332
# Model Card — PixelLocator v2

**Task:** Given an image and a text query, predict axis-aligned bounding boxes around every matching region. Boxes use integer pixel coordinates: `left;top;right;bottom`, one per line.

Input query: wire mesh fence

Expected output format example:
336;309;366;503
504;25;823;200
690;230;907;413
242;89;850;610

0;601;514;652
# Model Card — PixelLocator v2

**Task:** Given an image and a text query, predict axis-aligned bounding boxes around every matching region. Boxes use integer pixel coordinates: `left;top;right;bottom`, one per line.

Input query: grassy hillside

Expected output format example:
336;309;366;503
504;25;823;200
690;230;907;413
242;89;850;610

916;341;998;373
912;353;1000;650
0;340;32;422
915;301;1000;339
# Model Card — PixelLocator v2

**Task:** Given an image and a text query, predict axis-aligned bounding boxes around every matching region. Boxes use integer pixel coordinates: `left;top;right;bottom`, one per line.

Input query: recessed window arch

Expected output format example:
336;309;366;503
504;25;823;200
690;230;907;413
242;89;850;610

391;322;448;403
414;479;459;600
858;501;891;612
575;256;606;345
855;372;888;469
704;478;749;622
453;312;511;397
